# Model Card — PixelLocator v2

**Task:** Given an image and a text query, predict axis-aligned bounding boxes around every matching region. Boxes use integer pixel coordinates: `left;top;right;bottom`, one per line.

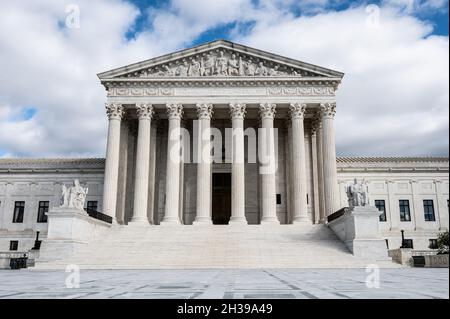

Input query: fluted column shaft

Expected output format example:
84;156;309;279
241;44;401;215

130;103;154;224
230;103;247;224
313;118;326;223
194;104;213;224
321;103;340;217
289;103;309;224
162;103;183;225
259;103;279;224
102;103;124;221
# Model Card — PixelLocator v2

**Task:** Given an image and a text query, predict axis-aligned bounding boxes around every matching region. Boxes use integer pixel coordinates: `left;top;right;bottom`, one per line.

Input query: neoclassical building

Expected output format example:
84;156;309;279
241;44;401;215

0;40;448;268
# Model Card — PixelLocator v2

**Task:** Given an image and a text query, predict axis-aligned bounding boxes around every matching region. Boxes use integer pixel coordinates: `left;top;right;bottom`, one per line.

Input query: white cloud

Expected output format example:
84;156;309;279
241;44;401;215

233;5;449;156
0;0;448;158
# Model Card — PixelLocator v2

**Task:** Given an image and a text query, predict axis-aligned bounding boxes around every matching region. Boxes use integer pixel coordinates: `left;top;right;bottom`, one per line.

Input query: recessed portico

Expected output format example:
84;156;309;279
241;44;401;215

97;40;343;226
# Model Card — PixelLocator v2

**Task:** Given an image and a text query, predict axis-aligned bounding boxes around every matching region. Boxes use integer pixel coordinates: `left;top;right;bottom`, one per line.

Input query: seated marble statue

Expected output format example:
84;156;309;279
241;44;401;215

346;178;369;207
60;179;88;210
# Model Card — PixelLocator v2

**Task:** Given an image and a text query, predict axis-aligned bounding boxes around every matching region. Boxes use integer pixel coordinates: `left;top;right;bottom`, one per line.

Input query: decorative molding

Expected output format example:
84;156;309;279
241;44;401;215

105;103;124;120
268;86;335;96
135;103;154;120
229;103;247;119
166;103;184;120
259;103;276;119
196;103;214;120
289;103;307;120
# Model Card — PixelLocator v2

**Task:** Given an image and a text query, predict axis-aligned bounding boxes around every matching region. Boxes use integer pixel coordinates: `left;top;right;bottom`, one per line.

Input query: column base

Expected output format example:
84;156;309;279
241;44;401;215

193;217;213;226
260;217;280;225
292;217;310;225
229;217;248;225
160;217;181;226
128;219;150;227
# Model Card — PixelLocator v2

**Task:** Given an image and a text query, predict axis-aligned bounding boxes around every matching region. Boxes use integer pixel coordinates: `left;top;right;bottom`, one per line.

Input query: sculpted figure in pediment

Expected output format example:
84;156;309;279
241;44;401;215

200;55;215;76
216;51;228;75
188;59;201;76
244;58;256;76
227;54;241;76
175;61;189;76
255;61;268;76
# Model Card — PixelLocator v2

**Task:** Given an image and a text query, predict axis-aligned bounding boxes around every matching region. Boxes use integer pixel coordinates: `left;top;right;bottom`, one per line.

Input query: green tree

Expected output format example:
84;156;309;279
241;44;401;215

436;231;449;254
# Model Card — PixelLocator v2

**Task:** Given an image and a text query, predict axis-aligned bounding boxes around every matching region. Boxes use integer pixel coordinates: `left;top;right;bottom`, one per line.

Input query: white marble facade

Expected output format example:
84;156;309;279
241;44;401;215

0;41;448;253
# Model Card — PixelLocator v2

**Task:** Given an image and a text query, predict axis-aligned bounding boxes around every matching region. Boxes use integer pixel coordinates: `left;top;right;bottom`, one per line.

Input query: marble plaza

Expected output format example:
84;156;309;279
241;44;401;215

0;269;448;299
0;40;448;270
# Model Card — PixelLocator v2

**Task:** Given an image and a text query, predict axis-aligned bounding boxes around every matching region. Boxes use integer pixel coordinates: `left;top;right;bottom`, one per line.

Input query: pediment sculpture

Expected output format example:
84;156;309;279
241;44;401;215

121;50;317;78
60;179;89;210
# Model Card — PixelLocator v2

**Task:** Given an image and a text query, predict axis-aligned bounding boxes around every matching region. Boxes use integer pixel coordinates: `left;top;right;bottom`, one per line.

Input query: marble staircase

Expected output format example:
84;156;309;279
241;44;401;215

33;224;397;269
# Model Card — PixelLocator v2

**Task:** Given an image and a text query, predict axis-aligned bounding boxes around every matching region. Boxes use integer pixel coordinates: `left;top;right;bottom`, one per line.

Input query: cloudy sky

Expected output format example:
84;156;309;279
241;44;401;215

0;0;448;158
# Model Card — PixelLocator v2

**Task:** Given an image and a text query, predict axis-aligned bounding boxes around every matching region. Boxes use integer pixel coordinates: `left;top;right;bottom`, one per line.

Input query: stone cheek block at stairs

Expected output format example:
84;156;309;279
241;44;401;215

327;206;390;261
38;208;111;262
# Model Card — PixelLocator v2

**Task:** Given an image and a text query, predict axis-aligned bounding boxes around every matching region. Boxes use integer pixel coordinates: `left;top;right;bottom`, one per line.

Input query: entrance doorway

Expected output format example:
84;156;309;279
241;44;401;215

212;173;231;224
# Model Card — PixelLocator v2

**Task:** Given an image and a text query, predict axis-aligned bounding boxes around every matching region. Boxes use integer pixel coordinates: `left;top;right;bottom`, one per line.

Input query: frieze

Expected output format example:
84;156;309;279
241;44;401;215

107;85;336;97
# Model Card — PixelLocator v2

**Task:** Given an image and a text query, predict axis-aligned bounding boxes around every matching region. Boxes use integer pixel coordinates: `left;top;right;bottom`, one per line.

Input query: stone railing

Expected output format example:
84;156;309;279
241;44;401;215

389;248;449;268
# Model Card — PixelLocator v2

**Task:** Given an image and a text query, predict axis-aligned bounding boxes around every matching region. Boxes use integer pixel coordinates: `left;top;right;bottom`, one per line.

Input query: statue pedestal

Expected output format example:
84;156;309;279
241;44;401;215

328;206;390;260
37;207;111;263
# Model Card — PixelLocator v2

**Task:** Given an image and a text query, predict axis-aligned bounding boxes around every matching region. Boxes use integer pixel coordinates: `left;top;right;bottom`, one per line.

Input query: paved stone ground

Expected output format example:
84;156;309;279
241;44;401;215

0;269;448;299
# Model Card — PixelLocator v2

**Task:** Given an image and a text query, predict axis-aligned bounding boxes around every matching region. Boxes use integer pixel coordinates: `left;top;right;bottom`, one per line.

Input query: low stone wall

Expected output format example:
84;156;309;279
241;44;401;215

388;248;413;266
0;250;40;269
425;254;449;268
389;248;449;267
328;206;389;260
37;207;111;263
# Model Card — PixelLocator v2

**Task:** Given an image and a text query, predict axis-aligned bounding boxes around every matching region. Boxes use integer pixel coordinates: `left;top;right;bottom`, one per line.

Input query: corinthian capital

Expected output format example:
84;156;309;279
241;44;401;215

259;103;276;119
289;103;307;120
229;103;246;119
320;103;336;119
105;103;124;120
196;103;214;120
136;103;154;120
166;103;183;120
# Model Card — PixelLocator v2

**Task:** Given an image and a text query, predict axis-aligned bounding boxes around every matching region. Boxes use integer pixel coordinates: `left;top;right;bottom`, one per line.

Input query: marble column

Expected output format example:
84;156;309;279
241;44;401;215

259;103;279;224
313;118;326;223
229;103;248;224
102;103;124;221
289;103;309;224
194;103;213;225
310;123;320;224
320;103;340;217
161;103;183;225
130;103;154;224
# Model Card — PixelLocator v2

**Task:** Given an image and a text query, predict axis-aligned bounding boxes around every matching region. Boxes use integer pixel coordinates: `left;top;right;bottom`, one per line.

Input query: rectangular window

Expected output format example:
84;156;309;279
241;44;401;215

9;241;18;251
37;201;49;223
86;201;98;212
429;239;438;249
399;200;411;222
423;200;436;222
375;200;387;222
403;239;413;249
12;201;25;223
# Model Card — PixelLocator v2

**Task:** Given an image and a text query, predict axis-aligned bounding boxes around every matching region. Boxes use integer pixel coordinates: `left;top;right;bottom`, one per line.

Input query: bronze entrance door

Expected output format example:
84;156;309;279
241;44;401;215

212;173;231;225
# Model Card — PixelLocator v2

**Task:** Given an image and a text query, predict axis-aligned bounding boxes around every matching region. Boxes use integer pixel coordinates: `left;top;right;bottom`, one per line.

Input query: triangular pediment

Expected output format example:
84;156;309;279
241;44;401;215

98;40;344;80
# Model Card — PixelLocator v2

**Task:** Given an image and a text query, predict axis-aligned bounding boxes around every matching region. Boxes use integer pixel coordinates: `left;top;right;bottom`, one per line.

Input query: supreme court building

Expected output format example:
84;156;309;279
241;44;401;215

0;40;448;268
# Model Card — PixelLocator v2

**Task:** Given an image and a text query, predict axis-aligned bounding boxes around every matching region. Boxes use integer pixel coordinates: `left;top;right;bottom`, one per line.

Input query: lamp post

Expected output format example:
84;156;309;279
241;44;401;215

400;230;406;248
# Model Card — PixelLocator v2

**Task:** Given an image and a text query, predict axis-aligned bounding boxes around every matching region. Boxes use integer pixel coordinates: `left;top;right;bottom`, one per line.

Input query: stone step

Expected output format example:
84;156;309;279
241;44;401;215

33;224;398;269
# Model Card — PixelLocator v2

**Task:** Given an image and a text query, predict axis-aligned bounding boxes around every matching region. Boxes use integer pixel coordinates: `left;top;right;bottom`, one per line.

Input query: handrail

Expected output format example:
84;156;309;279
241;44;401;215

327;207;349;223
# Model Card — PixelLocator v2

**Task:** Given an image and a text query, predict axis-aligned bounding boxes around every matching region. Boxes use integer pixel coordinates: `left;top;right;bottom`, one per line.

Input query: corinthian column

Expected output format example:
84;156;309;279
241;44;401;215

289;103;309;224
320;103;340;217
102;103;124;221
229;103;247;225
130;103;154;224
312;117;326;223
259;103;279;224
194;103;213;225
161;103;183;225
